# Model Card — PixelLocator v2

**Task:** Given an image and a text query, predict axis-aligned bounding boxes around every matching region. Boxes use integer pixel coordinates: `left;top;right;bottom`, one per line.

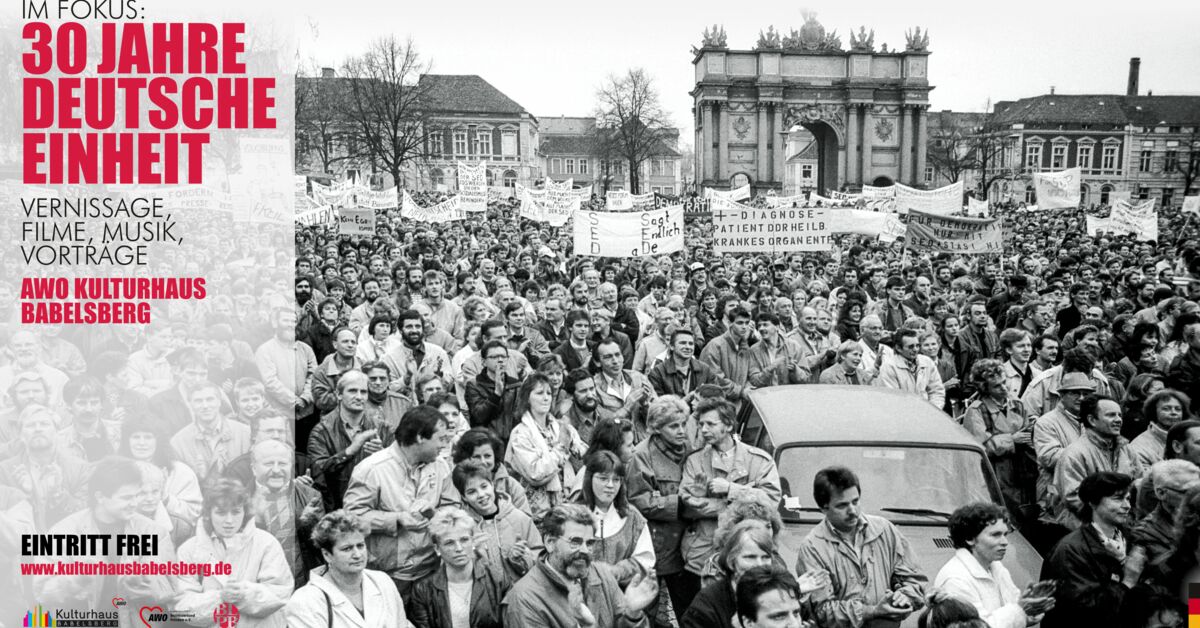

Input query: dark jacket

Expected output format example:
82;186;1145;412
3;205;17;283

408;559;511;628
307;408;384;510
465;370;522;443
679;578;735;628
1039;524;1129;628
647;357;734;400
626;435;688;575
1166;348;1200;407
592;330;635;371
553;339;597;373
535;320;569;352
612;305;641;344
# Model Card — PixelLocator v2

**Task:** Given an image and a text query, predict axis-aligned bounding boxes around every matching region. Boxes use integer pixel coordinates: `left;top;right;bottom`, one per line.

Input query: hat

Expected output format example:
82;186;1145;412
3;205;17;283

1055;373;1097;394
689;261;706;273
538;246;556;259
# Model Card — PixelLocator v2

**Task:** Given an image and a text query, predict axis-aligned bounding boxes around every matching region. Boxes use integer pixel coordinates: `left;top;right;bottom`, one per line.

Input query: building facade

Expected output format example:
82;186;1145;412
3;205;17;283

539;117;683;194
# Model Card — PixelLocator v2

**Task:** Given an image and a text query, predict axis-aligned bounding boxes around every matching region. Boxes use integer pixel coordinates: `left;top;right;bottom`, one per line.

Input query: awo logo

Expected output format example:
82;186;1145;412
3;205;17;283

111;598;127;609
139;606;167;627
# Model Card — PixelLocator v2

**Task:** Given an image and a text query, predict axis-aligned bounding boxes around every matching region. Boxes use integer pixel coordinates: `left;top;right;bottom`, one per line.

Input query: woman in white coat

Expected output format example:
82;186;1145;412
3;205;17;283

933;503;1056;628
174;477;293;627
504;373;580;522
286;510;410;628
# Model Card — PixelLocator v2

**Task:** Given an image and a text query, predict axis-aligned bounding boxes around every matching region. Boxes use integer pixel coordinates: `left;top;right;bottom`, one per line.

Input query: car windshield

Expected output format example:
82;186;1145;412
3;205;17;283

777;444;996;525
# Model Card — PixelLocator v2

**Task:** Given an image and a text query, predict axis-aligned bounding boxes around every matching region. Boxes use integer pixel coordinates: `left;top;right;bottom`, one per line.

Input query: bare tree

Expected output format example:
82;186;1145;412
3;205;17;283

295;68;355;174
1176;129;1200;197
594;69;672;194
927;119;977;184
340;36;434;191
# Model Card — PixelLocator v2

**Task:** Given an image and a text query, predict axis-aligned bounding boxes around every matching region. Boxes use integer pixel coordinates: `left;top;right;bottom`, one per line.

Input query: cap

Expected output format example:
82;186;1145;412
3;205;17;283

538;246;556;259
689;261;706;273
1055;372;1097;394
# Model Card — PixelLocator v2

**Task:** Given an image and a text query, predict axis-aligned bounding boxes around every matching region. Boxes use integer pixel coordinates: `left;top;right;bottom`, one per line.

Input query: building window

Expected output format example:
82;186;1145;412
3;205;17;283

801;164;814;179
453;131;468;156
578;159;588;175
503;170;517;188
1025;185;1036;204
565;159;575;175
1139;150;1152;172
501;130;518;156
651;159;663;176
1163;188;1175;207
924;166;934;183
1077;144;1093;170
551;158;561;173
1024;143;1042;171
1051;144;1066;169
1101;145;1118;171
1165;151;1179;172
474;130;492;156
430;168;444;187
1100;185;1112;205
486;170;495;186
1138;186;1150;200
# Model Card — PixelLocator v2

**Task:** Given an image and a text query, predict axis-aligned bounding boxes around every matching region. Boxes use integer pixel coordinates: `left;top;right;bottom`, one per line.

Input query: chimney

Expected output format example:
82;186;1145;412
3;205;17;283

321;67;335;79
1050;86;1055;95
1127;57;1140;96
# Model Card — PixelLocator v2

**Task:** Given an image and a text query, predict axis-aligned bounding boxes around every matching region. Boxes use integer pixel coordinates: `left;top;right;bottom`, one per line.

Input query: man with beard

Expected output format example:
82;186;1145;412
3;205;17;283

501;503;660;628
0;330;68;406
34;456;175;614
308;371;384;510
797;466;926;628
633;307;677;374
348;277;383;334
563;369;600;458
960;298;1000;368
60;376;114;461
417;270;466;343
295;275;319;337
344;406;458;596
250;439;324;586
1039;472;1138;628
382;309;452;401
0;372;51;458
465;341;523;443
311;327;362;414
568;280;591;311
257;309;317;421
170;381;252;479
0;404;89;528
412;301;460;355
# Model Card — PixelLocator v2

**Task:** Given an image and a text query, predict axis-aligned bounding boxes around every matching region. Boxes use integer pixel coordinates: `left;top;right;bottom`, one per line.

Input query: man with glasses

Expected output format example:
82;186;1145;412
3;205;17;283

502;504;659;628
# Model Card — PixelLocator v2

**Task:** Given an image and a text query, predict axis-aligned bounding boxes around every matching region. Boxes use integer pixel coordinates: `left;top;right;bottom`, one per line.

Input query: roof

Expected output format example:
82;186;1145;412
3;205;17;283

541;134;595;155
787;140;819;162
992;94;1200;127
541;117;596;135
749;385;979;448
417;74;528;115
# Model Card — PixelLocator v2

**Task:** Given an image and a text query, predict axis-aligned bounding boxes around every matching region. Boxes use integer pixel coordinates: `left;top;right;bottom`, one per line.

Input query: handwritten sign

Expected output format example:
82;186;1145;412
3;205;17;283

711;199;831;253
338;207;377;235
401;191;464;223
829;209;906;242
1032;167;1080;210
894;181;963;215
573;206;684;257
763;194;808;208
457;162;488;212
359;187;399;210
705;184;750;202
1108;198;1158;241
1183;196;1200;215
905;210;1003;254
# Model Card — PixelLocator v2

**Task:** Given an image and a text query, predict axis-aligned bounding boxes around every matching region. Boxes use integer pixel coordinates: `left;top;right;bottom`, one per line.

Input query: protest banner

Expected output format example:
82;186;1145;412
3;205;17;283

338;207;376;235
1109;198;1158;241
809;192;832;205
861;184;896;212
457;161;489;212
574;206;684;257
905;210;1003;254
358;187;399;210
829;190;862;204
631;192;656;209
1183;196;1200;215
1085;216;1111;236
1032;167;1081;209
488;187;513;201
162;185;233;214
968;197;990;216
296;205;336;226
543;178;580;225
763;194;807;208
606;191;633;210
402;191;465;223
705;184;750;201
711;200;831;253
829;209;906;242
573;184;593;199
894;181;963;215
517;184;546;221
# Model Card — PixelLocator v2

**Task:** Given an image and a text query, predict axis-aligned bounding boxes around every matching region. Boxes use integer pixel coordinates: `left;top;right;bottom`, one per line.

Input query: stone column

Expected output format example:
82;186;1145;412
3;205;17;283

861;105;874;184
915;106;929;187
773;104;785;186
756;104;769;187
701;102;714;182
900;105;914;185
718;102;730;183
846;104;859;187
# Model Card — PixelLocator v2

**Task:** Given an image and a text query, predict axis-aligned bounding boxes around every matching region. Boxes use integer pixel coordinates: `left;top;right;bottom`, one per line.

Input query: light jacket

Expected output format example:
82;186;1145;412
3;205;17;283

795;515;927;628
933;548;1027;628
505;413;576;521
699;332;756;391
1033;406;1084;521
500;560;647;628
174;521;293;627
594;369;656;441
1127;421;1168;471
626;435;689;575
747;335;810;387
679;439;781;574
1052;430;1137;528
469;492;543;581
1020;366;1113;419
874;353;945;408
284;567;410;628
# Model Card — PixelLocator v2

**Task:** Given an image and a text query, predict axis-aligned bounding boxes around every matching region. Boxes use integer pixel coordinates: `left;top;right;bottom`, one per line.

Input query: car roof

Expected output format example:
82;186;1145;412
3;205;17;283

748;385;981;449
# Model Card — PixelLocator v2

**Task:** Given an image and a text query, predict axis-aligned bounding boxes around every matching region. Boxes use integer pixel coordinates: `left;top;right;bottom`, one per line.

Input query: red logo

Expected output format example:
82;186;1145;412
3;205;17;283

111;597;127;609
139;606;166;627
213;603;240;628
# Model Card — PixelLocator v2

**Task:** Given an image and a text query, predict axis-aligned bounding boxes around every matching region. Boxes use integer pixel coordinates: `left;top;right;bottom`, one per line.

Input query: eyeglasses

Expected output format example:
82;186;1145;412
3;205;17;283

562;537;599;550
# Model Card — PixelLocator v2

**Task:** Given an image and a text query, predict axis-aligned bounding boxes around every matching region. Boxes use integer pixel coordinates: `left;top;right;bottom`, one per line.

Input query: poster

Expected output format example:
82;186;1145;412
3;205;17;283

705;184;751;201
905;210;1004;254
338;207;377;235
1183;195;1200;215
573;206;685;257
711;201;831;253
894;181;963;215
829;209;907;242
1032;167;1081;209
1108;198;1159;241
402;190;466;223
457;161;489;212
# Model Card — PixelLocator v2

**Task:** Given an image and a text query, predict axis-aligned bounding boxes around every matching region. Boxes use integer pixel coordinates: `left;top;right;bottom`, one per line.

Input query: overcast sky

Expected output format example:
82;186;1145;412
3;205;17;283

289;0;1200;145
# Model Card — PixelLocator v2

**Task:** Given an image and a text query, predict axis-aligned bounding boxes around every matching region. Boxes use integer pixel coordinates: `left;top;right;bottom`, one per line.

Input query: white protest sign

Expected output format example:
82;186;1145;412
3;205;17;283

607;191;632;210
905;210;1003;254
1086;216;1110;236
763;194;808;208
829;209;906;242
162;185;233;214
402;191;465;223
1183;196;1200;215
457;162;489;212
705;184;751;202
809;192;832;205
861;184;896;212
711;201;831;253
358;187;399;210
894;181;963;215
573;184;593;199
630;192;656;209
1109;198;1158;241
968;197;990;216
517;184;546;221
338;207;376;235
829;190;862;204
296;205;336;226
574;206;684;257
543;178;580;226
1032;167;1081;209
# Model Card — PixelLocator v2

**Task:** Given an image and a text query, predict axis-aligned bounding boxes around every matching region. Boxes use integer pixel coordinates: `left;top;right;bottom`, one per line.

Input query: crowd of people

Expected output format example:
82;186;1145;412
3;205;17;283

3;187;1200;628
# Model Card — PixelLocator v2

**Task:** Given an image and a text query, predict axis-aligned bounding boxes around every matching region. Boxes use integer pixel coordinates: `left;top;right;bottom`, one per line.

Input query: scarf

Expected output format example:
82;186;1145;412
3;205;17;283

653;434;687;462
368;389;389;405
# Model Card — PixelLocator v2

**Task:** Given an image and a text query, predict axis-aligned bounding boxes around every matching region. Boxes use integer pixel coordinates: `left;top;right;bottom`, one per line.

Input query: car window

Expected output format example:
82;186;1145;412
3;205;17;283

777;444;996;524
